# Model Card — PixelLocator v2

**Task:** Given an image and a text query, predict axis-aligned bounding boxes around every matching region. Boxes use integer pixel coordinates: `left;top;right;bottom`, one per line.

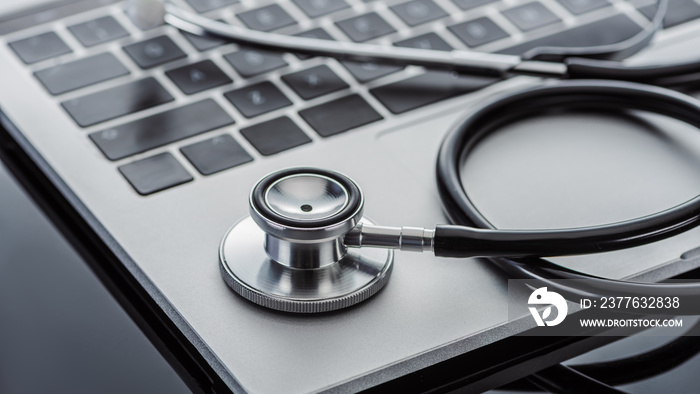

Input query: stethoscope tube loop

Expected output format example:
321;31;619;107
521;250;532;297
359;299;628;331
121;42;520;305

436;79;700;297
438;80;700;230
164;3;526;78
160;0;700;82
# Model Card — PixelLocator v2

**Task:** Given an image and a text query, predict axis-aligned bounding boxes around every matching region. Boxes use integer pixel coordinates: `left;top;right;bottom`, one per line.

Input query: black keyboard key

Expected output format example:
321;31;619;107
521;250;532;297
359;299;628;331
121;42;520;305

371;71;497;114
166;60;232;95
224;81;292;118
502;2;561;32
119;153;192;195
181;135;253;175
639;0;700;28
335;12;396;42
224;49;288;78
34;52;129;95
240;117;311;156
9;32;72;64
184;0;239;13
90;99;234;161
292;0;349;18
237;5;296;32
68;16;128;47
295;28;334;59
299;95;382;137
123;36;187;69
448;17;509;47
665;0;700;28
182;31;226;51
62;78;173;127
452;0;498;10
499;14;639;56
395;32;452;51
341;61;402;82
556;0;609;15
282;65;348;100
391;0;448;26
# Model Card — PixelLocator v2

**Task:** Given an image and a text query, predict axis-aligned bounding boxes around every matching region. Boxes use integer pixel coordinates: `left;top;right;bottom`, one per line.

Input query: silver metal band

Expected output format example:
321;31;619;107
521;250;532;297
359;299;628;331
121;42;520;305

345;223;435;253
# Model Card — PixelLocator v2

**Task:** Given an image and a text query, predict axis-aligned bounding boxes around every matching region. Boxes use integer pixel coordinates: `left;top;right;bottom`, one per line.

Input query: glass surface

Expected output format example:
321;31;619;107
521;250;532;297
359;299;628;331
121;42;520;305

0;162;190;394
490;329;700;393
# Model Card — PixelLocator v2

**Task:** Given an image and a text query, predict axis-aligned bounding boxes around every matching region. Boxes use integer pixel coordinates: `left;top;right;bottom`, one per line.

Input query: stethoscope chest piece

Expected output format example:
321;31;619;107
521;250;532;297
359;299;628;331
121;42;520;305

219;168;394;313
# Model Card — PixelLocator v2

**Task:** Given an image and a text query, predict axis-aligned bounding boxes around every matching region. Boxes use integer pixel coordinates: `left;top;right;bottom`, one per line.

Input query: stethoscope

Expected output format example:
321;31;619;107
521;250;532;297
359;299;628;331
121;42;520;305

127;0;700;313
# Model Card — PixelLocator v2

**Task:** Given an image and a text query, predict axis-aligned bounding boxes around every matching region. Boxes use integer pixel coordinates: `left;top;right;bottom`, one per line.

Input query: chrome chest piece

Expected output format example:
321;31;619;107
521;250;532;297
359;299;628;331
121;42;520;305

219;168;394;313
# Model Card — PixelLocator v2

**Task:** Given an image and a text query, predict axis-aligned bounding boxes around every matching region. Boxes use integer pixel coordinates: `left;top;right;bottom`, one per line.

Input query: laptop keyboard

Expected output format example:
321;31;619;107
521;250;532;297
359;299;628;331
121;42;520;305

4;0;700;195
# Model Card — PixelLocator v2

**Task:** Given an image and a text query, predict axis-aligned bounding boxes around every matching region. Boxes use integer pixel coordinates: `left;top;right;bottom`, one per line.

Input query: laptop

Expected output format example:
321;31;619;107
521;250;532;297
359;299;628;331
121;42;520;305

2;0;700;392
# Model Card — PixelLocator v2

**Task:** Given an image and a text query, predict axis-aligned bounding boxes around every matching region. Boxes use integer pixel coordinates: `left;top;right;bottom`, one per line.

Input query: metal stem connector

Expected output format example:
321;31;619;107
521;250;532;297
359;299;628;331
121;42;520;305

344;223;435;253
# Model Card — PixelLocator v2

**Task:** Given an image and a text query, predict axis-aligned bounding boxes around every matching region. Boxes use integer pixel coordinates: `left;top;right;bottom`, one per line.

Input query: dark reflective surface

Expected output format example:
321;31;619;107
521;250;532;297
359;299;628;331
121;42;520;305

0;162;190;394
491;326;700;393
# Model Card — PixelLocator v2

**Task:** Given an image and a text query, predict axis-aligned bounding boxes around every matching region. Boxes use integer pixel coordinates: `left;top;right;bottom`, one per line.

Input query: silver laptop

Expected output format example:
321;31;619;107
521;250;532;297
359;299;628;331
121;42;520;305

2;0;700;392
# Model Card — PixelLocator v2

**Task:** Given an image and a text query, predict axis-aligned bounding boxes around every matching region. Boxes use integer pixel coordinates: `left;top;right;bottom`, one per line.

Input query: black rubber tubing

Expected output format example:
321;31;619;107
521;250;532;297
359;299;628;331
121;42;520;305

435;80;700;299
566;57;700;84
